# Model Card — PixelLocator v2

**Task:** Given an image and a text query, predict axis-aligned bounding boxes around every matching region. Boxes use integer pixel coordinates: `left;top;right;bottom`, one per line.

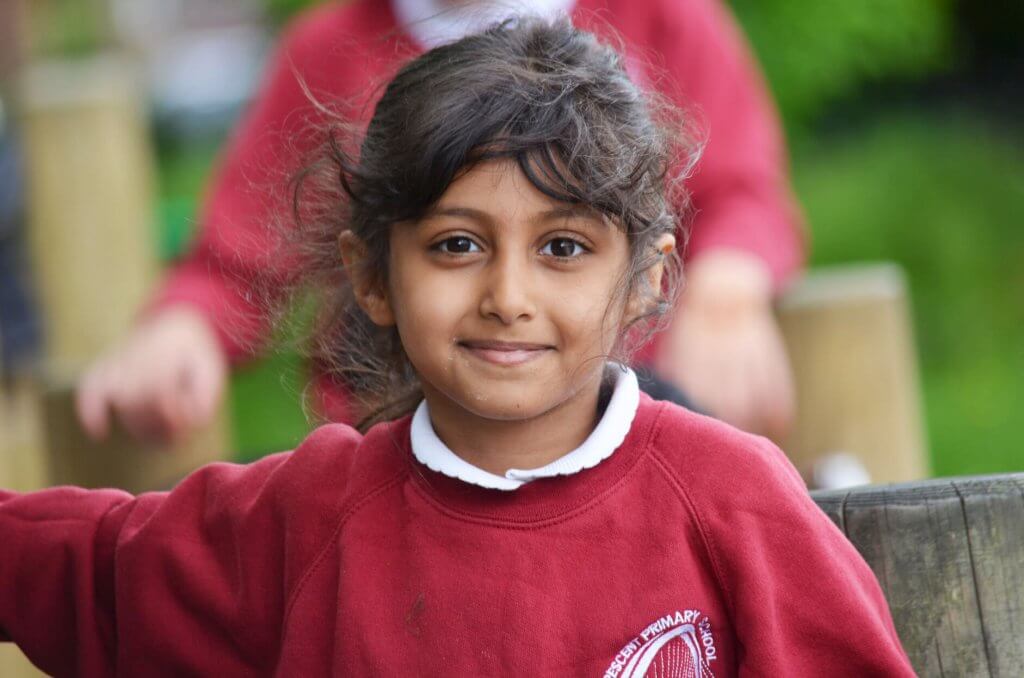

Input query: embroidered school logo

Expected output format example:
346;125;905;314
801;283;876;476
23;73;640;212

603;610;717;678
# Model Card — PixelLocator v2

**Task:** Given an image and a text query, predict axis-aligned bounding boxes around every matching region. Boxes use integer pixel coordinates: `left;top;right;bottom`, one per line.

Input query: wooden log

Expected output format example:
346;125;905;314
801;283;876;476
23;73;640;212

39;372;231;493
777;263;929;485
18;54;158;373
814;475;1024;676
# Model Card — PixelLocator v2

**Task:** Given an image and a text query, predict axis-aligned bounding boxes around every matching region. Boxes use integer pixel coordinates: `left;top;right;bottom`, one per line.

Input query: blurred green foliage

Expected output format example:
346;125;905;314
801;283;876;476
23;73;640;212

28;0;110;57
155;144;219;260
230;347;312;462
729;0;952;125
793;114;1024;476
263;0;329;26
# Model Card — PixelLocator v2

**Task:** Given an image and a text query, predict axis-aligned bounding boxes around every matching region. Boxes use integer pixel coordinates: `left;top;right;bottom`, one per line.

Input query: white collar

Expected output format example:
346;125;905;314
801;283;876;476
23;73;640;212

410;365;640;491
390;0;577;49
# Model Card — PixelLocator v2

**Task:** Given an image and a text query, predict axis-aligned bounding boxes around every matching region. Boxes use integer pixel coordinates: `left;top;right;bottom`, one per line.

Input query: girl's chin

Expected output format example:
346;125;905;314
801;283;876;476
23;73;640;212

418;360;605;422
454;392;559;423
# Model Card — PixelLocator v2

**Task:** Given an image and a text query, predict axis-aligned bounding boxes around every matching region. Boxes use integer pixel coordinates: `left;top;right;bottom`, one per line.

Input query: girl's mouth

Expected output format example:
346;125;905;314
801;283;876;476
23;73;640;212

457;340;553;366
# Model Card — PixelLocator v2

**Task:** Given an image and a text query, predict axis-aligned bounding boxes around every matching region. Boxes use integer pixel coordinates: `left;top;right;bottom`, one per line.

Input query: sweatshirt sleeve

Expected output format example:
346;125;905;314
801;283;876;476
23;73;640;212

150;8;355;361
660;414;915;675
653;0;806;291
0;451;296;676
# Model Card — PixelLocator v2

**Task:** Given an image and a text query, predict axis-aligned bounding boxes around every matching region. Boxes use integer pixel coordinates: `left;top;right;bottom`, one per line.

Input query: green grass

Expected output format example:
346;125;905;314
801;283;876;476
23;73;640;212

791;113;1024;476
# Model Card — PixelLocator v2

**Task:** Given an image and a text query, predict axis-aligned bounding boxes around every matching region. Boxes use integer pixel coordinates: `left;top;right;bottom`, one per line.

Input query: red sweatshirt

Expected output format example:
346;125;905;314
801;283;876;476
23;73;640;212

153;0;805;389
1;396;912;676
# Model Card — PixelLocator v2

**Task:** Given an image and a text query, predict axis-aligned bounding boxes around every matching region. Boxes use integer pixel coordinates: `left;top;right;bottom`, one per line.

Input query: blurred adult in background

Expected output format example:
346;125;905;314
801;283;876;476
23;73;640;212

76;0;804;444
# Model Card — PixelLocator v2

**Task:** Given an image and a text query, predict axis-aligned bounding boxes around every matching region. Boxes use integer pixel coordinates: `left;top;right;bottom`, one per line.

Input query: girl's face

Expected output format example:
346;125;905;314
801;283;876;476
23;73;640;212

355;159;646;424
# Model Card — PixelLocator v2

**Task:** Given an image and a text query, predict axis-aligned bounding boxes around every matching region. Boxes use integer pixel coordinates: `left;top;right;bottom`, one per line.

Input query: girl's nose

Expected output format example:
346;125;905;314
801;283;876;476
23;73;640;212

478;254;537;325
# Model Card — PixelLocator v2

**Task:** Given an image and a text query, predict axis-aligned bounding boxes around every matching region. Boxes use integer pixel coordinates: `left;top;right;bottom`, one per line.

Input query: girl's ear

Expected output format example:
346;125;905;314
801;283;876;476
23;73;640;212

627;233;676;320
339;231;395;326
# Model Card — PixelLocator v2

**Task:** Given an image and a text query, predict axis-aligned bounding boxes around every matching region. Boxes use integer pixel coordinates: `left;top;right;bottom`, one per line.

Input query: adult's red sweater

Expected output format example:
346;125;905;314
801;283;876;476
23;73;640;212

153;0;805;387
1;396;913;676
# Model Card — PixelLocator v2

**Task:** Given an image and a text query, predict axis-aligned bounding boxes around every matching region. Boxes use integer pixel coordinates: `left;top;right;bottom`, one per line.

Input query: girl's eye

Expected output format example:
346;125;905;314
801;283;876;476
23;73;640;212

434;236;481;254
542;238;587;259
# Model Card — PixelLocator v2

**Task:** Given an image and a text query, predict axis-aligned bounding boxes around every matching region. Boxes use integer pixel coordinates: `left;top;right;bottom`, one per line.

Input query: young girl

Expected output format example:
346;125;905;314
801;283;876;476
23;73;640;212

2;18;911;677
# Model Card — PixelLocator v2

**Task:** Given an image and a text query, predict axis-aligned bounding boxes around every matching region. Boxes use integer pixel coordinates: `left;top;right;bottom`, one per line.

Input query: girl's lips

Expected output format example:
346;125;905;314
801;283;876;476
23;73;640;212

457;340;553;366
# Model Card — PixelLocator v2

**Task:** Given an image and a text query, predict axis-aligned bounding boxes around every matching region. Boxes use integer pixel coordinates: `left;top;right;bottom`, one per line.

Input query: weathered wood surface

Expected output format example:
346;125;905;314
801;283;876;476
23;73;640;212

813;474;1024;677
779;263;930;485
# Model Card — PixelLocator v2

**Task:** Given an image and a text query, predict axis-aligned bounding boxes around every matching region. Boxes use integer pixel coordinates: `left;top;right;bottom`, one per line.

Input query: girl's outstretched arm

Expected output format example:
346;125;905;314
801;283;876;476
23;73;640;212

0;485;131;675
0;449;301;676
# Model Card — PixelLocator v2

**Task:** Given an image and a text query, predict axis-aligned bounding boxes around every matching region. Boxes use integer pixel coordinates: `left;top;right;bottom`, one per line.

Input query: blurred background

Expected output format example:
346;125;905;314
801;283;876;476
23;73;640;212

1;0;1021;477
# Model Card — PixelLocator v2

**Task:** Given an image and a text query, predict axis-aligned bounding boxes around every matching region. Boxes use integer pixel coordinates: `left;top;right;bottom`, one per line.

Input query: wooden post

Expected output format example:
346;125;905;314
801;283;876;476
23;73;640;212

814;475;1024;676
16;53;233;490
19;54;157;373
777;263;929;484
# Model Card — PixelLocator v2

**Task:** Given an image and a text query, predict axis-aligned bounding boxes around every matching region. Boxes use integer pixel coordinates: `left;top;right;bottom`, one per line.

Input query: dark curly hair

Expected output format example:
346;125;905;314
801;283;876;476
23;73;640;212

284;16;701;430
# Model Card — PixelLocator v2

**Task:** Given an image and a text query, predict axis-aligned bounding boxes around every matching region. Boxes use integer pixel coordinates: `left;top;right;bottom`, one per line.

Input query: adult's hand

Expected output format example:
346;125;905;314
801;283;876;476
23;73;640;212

657;249;795;440
75;306;228;445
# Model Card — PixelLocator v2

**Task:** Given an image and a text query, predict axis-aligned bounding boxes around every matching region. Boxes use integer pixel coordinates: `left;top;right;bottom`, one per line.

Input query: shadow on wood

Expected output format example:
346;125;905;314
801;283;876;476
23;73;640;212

814;475;1024;677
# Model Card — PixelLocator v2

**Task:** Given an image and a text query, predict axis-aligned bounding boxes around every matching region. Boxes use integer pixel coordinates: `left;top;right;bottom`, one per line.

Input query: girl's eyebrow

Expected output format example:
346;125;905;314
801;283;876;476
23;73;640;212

424;205;605;227
539;205;606;226
424;206;493;225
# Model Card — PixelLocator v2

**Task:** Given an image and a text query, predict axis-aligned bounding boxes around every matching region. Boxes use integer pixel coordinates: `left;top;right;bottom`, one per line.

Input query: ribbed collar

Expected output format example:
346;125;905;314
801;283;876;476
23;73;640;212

391;0;577;49
410;365;640;491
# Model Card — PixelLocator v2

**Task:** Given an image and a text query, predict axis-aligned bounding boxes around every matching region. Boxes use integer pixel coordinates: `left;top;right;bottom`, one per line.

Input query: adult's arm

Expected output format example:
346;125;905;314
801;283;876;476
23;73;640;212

626;0;805;436
652;0;805;288
151;6;376;361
